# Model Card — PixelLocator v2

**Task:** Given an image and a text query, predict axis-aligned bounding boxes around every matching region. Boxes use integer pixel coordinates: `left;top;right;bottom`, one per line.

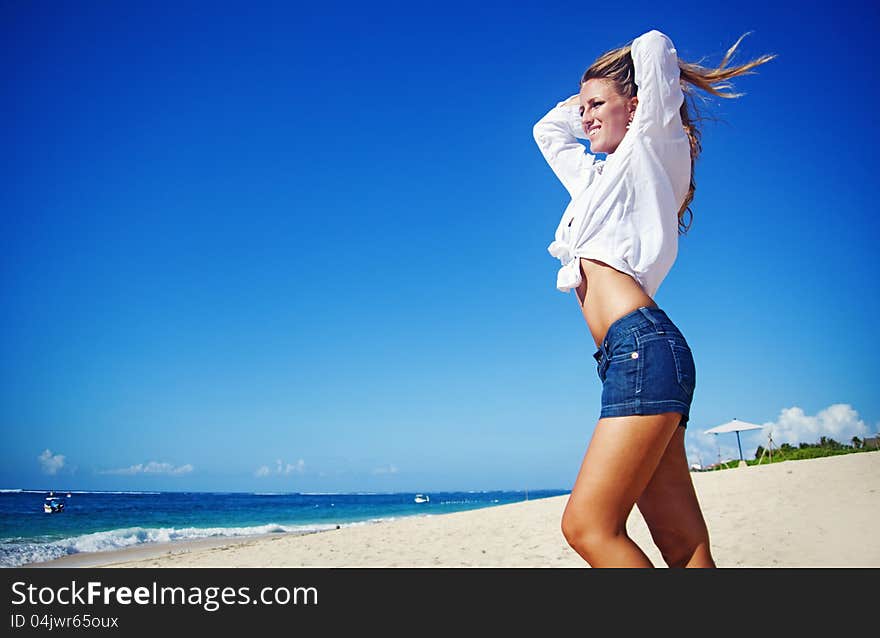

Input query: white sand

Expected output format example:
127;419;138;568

30;452;880;568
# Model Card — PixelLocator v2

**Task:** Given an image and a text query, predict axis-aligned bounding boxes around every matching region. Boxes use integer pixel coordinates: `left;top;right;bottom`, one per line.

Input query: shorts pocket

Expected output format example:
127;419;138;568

597;352;634;382
597;355;610;382
605;345;643;395
597;332;636;383
668;340;696;396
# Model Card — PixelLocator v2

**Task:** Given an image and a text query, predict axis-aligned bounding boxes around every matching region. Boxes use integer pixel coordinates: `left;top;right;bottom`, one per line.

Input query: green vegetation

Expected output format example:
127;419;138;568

706;436;879;471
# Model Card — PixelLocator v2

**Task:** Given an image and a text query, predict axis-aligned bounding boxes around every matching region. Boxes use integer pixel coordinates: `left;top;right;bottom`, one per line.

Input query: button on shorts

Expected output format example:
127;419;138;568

592;305;696;428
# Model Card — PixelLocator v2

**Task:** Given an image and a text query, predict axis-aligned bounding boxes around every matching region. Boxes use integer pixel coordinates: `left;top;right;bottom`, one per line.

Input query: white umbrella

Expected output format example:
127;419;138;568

704;418;765;462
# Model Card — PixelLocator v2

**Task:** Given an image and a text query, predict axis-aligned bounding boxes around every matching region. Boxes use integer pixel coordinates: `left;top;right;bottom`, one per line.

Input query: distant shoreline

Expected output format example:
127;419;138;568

5;490;566;568
23;531;296;568
19;452;880;568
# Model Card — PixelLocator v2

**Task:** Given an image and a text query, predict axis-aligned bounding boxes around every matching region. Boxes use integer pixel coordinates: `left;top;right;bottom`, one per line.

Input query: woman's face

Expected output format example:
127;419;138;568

578;78;637;154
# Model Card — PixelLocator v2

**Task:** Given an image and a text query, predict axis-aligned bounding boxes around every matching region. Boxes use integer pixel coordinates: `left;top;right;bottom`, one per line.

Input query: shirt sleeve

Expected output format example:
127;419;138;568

630;30;685;136
532;95;599;199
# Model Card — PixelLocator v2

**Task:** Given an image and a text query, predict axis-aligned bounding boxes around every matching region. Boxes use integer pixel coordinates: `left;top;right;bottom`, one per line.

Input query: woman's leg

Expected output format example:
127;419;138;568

637;426;716;567
561;412;682;567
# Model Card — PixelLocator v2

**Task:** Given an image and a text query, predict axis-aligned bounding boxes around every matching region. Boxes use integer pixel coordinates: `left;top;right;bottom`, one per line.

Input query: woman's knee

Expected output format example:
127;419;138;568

649;525;710;567
561;509;622;556
560;509;581;547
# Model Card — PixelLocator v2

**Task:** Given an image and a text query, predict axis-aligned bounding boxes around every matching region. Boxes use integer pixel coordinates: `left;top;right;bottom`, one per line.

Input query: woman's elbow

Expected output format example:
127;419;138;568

533;122;552;151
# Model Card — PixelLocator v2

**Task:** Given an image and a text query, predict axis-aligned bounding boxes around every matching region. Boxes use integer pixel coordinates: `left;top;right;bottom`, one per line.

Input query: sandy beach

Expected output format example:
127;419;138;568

30;452;880;568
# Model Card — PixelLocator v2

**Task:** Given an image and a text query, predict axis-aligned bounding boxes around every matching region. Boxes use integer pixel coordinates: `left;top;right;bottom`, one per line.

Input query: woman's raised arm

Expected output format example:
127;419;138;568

630;30;686;136
532;94;599;199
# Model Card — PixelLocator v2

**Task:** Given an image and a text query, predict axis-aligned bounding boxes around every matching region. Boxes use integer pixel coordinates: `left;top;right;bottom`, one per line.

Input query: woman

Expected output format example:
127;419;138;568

532;30;774;567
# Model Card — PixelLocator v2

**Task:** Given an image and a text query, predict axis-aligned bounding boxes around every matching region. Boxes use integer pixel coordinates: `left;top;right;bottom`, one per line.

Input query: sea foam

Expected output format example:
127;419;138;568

0;522;338;568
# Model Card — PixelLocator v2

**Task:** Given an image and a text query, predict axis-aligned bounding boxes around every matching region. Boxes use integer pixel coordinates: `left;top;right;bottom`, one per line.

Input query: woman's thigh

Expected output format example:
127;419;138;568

563;412;682;531
636;427;710;546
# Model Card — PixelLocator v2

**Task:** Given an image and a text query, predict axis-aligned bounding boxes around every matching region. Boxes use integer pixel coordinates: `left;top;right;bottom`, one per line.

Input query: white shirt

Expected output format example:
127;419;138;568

532;30;691;297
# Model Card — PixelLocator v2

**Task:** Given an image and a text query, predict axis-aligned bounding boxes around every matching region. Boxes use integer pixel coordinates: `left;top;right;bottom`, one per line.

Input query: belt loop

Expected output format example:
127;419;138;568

638;306;665;334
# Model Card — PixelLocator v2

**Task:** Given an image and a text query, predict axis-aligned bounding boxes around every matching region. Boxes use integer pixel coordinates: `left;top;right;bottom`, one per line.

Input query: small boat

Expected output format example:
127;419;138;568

43;496;65;514
414;494;429;504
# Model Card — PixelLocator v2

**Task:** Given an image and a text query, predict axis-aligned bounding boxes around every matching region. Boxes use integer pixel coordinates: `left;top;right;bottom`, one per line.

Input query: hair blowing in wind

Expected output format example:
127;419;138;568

581;33;777;233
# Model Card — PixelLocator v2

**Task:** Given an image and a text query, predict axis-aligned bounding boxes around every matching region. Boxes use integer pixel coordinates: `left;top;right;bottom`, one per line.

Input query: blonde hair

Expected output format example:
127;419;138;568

581;33;776;234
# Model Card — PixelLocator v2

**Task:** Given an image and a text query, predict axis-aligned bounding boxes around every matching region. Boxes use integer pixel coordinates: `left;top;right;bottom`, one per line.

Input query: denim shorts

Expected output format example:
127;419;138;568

592;305;695;428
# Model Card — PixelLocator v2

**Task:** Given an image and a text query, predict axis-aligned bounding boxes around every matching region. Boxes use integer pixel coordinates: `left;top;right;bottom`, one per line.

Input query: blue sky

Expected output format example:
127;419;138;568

3;0;879;493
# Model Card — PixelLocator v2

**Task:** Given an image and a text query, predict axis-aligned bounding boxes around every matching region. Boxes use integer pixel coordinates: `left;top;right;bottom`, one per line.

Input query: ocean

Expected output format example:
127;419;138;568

0;488;568;568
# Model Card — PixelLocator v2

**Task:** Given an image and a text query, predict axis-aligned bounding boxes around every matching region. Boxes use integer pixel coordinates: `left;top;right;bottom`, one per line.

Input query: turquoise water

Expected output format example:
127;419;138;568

0;488;567;567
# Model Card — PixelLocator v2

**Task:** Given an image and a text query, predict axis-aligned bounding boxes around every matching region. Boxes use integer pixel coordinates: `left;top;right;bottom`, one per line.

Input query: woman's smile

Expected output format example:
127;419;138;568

579;77;636;154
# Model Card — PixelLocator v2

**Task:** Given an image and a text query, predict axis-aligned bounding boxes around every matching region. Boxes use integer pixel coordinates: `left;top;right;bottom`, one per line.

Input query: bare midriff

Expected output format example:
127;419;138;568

576;258;658;350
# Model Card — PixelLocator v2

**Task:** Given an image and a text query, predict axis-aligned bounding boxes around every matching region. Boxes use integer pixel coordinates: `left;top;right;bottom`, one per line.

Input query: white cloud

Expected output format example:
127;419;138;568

100;461;193;476
38;449;65;475
372;464;398;475
284;460;305;475
686;403;871;467
767;404;869;447
255;458;306;478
